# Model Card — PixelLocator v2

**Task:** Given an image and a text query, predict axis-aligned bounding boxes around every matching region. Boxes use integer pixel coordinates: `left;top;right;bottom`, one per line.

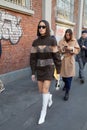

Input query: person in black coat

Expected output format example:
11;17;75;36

0;40;5;93
76;30;87;83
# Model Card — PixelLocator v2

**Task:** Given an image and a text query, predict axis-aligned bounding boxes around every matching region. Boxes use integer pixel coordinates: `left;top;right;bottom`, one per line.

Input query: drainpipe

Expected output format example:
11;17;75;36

77;0;84;39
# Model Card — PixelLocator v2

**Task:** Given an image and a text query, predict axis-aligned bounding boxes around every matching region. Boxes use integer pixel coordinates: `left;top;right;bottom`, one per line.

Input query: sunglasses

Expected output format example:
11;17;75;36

38;25;46;29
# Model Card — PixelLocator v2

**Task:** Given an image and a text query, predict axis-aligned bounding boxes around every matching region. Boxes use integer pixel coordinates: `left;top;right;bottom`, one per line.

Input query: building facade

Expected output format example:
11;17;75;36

55;0;87;42
0;0;87;83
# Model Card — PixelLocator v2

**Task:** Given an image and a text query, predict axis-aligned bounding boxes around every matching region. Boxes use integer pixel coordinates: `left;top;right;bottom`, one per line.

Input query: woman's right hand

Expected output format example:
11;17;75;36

31;75;36;82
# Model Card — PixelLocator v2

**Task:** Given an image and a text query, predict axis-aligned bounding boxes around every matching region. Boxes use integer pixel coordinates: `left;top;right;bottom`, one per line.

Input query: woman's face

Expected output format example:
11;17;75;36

38;22;46;36
65;33;71;40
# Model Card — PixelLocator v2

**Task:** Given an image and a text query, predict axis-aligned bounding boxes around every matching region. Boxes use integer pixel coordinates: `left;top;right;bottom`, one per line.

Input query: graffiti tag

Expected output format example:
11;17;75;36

0;10;22;44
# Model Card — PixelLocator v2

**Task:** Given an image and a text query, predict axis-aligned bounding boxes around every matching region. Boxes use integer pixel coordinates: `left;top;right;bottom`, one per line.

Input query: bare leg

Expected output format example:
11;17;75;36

38;81;43;93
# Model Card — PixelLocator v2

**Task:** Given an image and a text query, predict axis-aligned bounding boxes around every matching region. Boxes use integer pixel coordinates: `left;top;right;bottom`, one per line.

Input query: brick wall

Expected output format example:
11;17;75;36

0;0;42;74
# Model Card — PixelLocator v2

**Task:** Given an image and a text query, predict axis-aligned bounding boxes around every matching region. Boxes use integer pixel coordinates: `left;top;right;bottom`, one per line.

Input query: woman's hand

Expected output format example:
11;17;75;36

64;46;74;53
31;75;36;82
82;45;87;49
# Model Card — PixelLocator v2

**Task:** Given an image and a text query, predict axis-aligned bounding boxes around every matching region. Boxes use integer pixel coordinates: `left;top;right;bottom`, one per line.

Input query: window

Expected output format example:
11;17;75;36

4;0;31;9
0;0;34;15
83;0;87;26
56;0;74;22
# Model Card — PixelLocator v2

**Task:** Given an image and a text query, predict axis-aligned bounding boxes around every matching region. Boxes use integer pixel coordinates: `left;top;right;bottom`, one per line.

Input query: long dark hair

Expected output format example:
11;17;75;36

64;29;73;41
37;20;50;37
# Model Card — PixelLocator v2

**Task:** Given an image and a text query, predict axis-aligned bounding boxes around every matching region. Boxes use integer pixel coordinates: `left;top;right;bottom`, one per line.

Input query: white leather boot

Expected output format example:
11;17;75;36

48;93;53;107
38;93;49;125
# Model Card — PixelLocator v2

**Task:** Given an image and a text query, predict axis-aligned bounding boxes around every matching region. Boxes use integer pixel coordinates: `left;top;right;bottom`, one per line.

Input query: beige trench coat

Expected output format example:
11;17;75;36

58;38;80;77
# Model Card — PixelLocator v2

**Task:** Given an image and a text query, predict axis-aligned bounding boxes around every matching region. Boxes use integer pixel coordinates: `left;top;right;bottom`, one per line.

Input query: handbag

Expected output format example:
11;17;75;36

54;68;59;80
54;68;60;90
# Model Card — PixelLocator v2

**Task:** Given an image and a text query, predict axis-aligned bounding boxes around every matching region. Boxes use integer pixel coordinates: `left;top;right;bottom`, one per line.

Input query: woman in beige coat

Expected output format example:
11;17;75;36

58;29;80;101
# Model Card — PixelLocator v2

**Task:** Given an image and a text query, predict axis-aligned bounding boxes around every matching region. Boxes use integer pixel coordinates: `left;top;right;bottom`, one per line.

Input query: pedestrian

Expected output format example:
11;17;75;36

0;80;5;93
58;29;80;101
0;40;5;93
76;30;87;83
30;20;61;124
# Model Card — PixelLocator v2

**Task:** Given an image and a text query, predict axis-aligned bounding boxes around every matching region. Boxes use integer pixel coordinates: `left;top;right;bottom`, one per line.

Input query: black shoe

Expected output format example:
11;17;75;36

80;79;85;84
55;82;60;90
62;86;66;91
64;92;69;101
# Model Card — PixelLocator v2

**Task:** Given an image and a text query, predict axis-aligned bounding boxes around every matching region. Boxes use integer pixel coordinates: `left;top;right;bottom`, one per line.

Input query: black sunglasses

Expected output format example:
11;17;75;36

38;25;46;29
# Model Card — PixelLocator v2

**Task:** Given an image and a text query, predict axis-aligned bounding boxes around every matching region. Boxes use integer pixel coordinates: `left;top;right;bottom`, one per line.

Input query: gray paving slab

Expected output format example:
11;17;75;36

0;63;87;130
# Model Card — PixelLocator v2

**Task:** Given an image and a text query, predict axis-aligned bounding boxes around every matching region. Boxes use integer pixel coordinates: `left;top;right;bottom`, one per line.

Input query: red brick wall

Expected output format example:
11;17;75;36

0;0;42;74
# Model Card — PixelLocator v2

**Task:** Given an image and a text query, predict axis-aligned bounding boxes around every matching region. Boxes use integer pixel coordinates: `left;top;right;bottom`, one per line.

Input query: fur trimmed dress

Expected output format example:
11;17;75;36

30;36;61;81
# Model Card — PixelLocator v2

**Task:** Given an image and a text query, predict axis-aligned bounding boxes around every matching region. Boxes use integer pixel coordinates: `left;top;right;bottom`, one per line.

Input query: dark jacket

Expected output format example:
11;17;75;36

76;37;87;61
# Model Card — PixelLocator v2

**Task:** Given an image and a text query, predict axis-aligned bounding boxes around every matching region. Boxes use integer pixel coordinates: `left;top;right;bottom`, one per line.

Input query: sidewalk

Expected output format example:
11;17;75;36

0;76;40;130
0;63;87;130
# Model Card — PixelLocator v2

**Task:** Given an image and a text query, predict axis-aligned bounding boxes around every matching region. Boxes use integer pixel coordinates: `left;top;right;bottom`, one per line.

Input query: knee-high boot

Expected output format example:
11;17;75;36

38;93;49;124
48;92;53;107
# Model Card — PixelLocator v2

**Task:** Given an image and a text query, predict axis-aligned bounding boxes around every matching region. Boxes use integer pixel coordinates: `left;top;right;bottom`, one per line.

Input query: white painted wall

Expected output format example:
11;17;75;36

77;0;84;39
42;0;52;28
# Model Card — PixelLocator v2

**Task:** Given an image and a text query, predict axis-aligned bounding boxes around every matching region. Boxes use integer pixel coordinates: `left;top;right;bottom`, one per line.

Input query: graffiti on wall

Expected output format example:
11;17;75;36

0;10;22;44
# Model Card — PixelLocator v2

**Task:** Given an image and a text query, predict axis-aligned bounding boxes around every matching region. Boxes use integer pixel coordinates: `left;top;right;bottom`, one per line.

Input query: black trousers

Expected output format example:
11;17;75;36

62;77;72;93
78;57;86;79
